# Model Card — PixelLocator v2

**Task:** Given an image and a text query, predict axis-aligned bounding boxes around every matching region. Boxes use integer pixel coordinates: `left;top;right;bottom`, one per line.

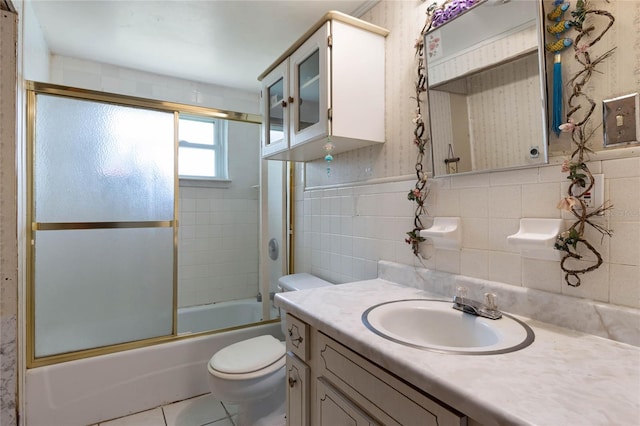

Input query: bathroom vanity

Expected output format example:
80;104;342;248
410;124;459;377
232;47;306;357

275;278;640;425
285;312;466;425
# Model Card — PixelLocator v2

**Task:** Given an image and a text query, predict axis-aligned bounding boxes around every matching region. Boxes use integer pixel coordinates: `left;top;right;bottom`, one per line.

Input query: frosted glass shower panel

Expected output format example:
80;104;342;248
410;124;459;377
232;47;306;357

34;95;174;222
34;228;174;357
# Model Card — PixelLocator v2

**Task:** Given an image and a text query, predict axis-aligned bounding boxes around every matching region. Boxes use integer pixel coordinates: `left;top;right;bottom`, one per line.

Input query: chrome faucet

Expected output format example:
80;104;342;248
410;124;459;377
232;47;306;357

453;287;502;320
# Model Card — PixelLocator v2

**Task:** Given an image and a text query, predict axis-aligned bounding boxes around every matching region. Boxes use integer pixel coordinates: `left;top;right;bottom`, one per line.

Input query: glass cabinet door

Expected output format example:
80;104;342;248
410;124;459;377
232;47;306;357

268;77;285;144
290;22;329;147
261;60;290;157
297;49;320;132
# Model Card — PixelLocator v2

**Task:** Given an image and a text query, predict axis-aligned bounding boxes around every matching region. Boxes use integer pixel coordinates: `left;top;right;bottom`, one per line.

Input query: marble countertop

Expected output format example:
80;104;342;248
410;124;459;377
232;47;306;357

274;279;640;426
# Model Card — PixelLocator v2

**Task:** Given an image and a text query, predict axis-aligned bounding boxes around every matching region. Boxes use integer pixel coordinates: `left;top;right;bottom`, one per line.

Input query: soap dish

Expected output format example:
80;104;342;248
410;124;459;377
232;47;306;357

419;217;462;250
507;218;563;261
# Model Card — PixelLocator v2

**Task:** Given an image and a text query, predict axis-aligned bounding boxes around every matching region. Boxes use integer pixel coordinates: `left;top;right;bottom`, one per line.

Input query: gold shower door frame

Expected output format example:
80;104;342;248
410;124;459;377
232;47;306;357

26;81;262;368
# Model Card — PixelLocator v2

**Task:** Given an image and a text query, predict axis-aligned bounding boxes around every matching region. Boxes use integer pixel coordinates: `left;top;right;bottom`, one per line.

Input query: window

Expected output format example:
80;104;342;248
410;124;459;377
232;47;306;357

178;114;228;179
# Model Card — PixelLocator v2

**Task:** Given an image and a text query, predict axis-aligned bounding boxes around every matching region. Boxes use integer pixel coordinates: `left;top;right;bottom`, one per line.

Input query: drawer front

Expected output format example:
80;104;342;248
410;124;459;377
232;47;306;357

285;314;309;361
316;332;466;426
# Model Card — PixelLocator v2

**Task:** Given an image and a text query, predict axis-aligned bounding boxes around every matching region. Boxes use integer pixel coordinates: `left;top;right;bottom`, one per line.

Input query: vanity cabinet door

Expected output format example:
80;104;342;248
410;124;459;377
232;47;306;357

316;378;379;426
286;353;310;426
315;331;466;426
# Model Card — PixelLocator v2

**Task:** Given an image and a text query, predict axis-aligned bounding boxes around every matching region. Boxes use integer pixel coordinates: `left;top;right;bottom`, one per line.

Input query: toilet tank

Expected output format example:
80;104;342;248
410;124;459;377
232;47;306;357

277;273;332;334
277;273;332;292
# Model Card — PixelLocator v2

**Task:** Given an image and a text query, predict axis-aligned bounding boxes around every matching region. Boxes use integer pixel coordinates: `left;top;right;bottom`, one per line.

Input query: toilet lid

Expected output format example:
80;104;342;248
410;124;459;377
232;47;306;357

209;335;285;374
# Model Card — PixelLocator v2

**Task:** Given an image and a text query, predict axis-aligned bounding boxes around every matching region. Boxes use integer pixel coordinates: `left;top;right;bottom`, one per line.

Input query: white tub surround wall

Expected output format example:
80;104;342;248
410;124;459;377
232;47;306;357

24;322;281;426
275;277;640;425
179;189;259;307
178;135;260;308
178;298;276;334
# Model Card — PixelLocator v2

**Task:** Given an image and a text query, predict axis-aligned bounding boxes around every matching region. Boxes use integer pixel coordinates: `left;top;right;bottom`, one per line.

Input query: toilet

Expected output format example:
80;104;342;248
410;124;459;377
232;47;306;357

207;273;332;426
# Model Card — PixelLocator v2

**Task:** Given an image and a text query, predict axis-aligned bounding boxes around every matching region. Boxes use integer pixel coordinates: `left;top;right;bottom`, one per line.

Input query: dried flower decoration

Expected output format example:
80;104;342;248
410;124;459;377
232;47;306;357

405;1;447;258
553;0;615;287
557;196;579;212
559;118;576;132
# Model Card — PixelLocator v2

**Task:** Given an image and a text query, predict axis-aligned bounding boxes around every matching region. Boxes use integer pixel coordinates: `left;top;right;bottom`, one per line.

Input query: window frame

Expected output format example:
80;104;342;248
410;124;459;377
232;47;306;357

178;114;229;181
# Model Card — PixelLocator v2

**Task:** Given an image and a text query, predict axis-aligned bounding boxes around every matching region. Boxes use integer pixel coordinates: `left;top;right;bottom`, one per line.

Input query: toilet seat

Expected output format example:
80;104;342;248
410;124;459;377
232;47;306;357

208;335;285;381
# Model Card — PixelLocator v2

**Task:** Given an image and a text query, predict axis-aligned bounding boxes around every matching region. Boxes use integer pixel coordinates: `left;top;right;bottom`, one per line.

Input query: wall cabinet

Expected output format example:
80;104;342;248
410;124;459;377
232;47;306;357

284;314;467;426
259;12;388;161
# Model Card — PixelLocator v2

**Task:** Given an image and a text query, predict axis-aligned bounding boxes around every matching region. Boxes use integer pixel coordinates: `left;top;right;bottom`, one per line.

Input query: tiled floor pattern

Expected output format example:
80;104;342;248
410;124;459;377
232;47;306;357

94;393;238;426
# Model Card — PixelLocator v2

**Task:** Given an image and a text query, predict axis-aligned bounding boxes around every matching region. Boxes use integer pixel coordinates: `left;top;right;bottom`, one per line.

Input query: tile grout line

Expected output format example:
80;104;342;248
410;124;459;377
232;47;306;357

161;405;168;426
220;401;236;426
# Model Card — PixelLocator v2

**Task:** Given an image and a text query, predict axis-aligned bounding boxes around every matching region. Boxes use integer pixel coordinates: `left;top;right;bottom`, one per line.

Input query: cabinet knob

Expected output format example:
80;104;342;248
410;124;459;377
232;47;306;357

288;376;297;388
281;100;288;108
288;96;295;104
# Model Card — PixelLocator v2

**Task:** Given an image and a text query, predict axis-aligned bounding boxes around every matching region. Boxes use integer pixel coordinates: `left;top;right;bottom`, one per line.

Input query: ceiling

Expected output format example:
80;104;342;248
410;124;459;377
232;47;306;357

31;0;376;93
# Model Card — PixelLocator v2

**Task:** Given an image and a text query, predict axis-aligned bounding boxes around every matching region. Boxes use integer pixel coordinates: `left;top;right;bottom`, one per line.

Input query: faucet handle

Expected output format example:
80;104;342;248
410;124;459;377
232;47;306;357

455;286;468;300
484;293;498;311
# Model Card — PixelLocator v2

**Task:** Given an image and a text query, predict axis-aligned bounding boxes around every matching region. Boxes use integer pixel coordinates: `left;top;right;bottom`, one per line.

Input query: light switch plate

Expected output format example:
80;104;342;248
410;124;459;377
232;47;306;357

603;93;639;147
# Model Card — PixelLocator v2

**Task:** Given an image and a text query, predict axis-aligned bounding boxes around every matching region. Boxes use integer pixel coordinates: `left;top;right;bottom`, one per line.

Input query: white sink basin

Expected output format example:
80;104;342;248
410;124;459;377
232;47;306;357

362;299;534;355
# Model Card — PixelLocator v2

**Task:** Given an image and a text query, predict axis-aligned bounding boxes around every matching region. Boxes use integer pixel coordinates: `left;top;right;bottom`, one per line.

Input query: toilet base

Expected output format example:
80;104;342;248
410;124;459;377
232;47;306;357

235;383;285;426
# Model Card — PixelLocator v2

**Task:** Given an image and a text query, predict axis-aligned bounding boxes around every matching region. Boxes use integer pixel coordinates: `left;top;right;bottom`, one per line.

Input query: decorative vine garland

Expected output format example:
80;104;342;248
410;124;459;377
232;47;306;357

405;13;431;257
405;0;481;257
409;0;615;288
553;0;615;287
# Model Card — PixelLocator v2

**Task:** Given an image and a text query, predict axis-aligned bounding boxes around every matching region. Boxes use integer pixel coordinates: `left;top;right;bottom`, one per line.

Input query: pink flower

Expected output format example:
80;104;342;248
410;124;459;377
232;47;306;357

412;189;422;198
559;118;576;132
561;159;571;173
576;44;589;54
557;196;579;212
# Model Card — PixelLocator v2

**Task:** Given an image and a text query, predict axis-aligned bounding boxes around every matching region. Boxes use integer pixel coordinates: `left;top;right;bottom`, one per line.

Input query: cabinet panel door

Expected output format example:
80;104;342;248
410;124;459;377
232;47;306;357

290;22;330;147
317;332;466;426
317;378;379;426
262;59;290;157
286;353;309;426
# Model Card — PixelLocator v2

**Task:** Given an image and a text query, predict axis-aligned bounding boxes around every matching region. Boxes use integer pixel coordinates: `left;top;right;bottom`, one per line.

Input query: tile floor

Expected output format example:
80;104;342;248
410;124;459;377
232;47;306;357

93;393;237;426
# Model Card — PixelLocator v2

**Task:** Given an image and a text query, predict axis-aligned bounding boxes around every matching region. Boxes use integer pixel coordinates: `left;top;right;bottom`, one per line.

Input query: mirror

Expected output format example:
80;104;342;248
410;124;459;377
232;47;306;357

424;0;548;177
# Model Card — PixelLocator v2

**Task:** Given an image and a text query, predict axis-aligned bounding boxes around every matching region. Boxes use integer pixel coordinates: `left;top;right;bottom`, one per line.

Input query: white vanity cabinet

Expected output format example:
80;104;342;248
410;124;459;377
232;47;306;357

259;12;388;161
285;314;311;425
285;314;467;426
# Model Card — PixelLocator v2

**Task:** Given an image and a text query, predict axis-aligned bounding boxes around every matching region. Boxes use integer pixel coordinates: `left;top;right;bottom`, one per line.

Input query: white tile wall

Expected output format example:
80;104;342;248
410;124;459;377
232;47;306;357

295;161;640;309
295;177;416;283
178;187;259;307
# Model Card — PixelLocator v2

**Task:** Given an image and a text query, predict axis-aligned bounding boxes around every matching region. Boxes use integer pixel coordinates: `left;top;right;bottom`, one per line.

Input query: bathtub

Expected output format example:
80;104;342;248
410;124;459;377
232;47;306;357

24;320;283;426
178;298;279;334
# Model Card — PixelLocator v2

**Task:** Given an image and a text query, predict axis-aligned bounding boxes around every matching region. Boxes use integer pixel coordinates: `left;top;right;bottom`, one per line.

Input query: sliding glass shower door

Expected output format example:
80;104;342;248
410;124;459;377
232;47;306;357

30;93;176;358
